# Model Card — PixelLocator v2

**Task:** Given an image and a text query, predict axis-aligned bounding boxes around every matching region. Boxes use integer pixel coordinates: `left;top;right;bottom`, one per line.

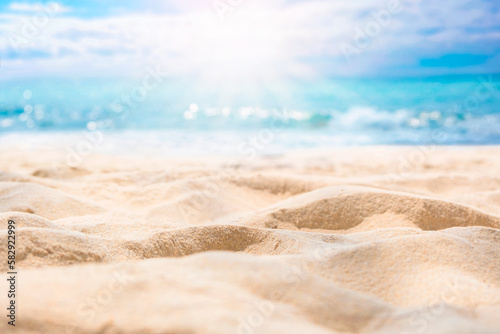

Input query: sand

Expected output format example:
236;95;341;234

1;146;500;334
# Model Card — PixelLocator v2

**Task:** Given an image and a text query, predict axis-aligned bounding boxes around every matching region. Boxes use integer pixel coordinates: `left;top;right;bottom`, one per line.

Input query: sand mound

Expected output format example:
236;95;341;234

0;182;106;220
241;186;500;232
0;147;499;334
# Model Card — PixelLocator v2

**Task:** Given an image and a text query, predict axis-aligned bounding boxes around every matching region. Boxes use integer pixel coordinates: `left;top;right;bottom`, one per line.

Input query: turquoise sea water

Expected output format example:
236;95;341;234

1;75;499;147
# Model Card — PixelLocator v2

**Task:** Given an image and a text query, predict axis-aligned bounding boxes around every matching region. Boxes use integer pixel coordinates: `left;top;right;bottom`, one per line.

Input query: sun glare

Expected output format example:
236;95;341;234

164;5;297;108
189;11;285;80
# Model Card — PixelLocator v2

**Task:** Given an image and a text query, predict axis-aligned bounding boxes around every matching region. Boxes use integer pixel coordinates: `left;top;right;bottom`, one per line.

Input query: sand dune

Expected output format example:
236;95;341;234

1;147;499;334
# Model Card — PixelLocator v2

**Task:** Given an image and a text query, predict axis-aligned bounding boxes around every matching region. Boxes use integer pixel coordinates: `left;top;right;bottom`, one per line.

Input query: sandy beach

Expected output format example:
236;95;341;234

1;146;500;334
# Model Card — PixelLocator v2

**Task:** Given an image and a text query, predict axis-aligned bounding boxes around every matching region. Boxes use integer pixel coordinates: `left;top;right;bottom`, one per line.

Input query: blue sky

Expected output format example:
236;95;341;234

0;0;499;81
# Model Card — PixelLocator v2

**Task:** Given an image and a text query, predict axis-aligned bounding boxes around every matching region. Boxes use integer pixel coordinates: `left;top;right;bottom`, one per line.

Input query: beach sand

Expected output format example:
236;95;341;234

1;146;499;334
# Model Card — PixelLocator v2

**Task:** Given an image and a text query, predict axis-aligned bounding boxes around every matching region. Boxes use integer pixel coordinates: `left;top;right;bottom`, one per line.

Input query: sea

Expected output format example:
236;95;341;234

1;74;499;153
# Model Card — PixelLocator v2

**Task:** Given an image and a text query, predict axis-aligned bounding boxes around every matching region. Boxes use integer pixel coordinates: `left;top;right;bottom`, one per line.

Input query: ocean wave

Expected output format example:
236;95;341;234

1;76;500;145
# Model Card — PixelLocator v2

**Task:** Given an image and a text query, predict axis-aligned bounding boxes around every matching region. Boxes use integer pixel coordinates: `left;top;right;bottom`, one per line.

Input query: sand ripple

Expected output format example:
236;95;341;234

1;148;499;334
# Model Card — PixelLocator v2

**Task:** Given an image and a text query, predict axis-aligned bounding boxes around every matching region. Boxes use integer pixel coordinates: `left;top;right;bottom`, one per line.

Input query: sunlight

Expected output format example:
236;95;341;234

185;10;287;83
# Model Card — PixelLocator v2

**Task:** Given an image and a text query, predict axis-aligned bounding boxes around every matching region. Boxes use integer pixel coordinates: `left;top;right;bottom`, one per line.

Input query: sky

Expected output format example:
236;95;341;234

0;0;499;82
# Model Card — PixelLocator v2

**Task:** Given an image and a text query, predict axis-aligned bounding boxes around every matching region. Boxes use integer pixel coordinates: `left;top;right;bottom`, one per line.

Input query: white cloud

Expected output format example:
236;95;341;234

0;0;498;80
